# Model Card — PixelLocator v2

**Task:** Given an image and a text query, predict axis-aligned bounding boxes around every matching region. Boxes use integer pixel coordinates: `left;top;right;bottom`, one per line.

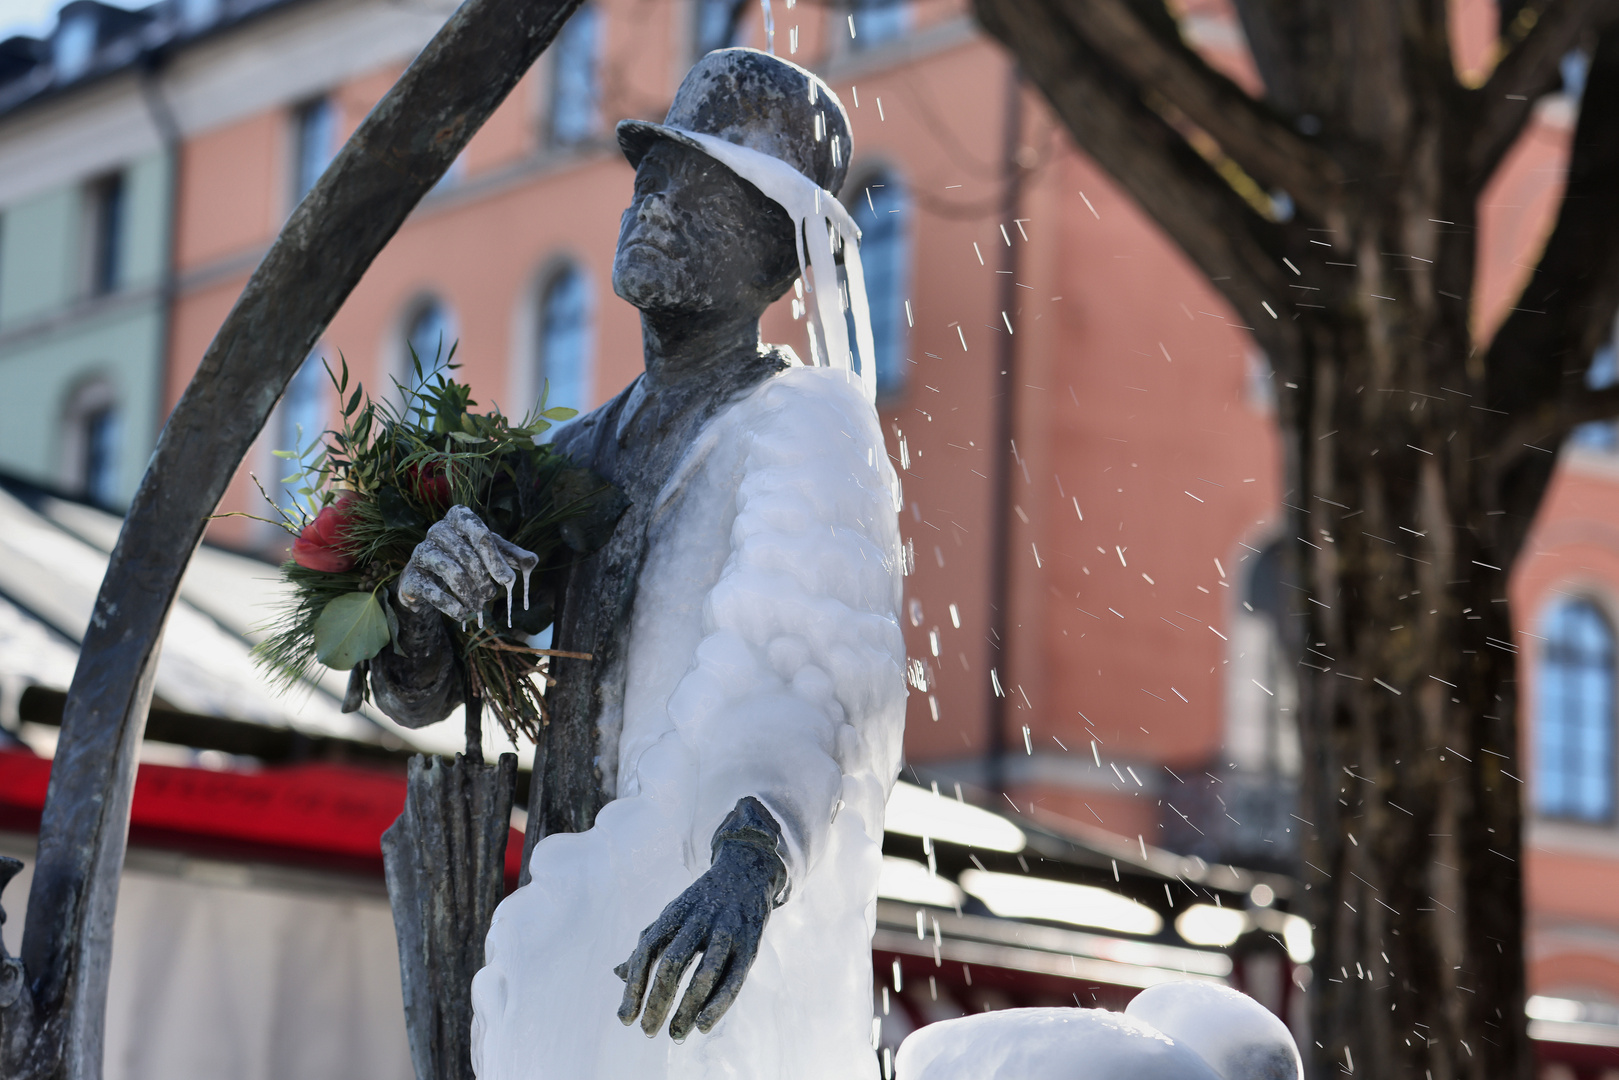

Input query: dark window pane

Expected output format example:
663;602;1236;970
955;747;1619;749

695;0;740;56
849;176;910;397
1536;600;1617;821
294;97;336;203
91;173;124;295
850;0;908;48
405;300;455;390
551;5;600;146
1573;345;1619;451
277;353;327;511
83;405;122;507
538;265;594;423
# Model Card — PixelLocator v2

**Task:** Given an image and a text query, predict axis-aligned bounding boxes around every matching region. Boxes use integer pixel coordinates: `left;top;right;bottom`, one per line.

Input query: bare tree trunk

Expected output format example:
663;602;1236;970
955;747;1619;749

0;2;582;1076
972;1;1619;1077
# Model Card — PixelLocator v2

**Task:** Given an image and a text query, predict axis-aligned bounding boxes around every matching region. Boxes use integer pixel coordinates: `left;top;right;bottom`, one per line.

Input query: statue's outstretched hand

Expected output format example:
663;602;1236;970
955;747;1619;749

615;797;789;1041
397;505;539;624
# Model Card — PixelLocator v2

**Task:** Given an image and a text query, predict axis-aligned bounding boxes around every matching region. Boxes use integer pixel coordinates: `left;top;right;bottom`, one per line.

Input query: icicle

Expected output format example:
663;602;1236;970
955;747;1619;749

679;129;877;402
522;562;532;611
478;607;485;630
506;579;514;628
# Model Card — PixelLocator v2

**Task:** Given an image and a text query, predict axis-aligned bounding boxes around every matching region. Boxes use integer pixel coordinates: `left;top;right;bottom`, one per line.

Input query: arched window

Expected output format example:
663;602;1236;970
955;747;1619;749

849;174;910;397
550;4;600;146
61;378;122;507
275;351;328;511
1537;599;1617;822
403;298;456;390
536;264;594;420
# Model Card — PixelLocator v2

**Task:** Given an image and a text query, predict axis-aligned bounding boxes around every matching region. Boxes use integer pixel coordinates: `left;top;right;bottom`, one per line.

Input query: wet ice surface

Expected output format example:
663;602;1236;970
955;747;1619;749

469;365;906;1080
681;129;877;404
1125;982;1303;1080
896;984;1301;1080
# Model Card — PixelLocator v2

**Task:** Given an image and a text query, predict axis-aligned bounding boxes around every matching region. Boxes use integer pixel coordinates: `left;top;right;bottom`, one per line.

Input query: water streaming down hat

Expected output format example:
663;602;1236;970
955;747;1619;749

615;48;878;402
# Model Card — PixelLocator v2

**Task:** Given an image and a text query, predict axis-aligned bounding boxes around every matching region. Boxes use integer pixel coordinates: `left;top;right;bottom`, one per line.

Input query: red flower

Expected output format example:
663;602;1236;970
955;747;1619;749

292;492;358;572
407;463;451;510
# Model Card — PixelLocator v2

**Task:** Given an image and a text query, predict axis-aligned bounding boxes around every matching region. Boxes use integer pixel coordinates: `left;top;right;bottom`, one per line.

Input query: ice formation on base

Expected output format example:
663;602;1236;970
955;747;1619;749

894;1007;1221;1080
1125;982;1303;1080
896;983;1302;1080
468;364;906;1080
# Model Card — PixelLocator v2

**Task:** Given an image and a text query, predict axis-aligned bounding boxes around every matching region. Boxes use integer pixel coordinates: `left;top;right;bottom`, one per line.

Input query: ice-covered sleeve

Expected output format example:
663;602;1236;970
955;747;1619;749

665;371;908;886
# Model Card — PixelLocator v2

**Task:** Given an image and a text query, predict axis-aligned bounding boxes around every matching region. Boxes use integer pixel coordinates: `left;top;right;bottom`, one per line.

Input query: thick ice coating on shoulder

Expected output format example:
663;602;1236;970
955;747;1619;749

1125;982;1303;1080
894;1007;1223;1080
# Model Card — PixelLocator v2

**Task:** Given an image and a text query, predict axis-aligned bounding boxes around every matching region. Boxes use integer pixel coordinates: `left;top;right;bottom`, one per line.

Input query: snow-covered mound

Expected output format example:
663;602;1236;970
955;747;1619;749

895;983;1301;1080
894;1008;1220;1080
1126;982;1302;1080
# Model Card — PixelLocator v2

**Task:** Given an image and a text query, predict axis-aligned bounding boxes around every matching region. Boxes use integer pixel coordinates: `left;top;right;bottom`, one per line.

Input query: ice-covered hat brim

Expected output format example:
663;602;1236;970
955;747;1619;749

617;119;716;172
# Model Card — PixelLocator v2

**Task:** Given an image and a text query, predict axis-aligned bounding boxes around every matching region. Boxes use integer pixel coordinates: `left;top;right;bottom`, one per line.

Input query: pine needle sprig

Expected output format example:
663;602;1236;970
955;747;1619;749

251;345;625;743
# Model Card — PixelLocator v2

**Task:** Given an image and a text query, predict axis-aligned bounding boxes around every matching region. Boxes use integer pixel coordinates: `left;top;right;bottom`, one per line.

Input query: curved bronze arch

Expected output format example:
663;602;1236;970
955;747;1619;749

0;1;582;1074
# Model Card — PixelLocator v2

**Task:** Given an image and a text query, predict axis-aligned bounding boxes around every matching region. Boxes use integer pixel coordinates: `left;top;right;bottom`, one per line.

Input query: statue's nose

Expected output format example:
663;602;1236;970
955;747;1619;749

637;193;675;226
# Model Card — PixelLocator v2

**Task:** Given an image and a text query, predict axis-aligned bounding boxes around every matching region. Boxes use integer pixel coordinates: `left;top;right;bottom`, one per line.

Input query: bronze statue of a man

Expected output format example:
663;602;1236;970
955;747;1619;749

371;48;906;1079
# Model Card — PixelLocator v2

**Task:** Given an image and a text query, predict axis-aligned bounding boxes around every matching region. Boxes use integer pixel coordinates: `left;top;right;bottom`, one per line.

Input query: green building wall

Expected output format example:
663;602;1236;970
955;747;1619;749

0;149;171;507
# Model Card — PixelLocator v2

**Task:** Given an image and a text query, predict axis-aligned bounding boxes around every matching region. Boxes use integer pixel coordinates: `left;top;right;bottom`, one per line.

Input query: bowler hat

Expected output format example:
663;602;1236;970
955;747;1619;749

616;48;852;197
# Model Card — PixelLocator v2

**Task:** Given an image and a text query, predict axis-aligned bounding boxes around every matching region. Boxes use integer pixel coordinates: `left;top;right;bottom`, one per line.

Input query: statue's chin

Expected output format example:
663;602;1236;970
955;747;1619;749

613;249;703;313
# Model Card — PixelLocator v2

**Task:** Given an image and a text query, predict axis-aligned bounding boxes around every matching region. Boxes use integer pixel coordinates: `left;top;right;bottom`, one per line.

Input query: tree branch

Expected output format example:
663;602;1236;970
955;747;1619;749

1483;23;1619;536
973;0;1295;349
1228;0;1306;113
1486;22;1619;412
1470;0;1619;180
1047;0;1343;222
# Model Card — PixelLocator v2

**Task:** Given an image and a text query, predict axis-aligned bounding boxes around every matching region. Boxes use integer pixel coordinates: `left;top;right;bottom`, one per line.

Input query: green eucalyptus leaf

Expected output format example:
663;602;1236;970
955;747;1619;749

541;406;578;421
313;592;392;670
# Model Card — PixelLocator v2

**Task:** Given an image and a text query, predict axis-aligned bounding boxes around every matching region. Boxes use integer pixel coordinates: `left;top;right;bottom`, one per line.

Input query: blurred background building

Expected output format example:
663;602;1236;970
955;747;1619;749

0;0;1616;1077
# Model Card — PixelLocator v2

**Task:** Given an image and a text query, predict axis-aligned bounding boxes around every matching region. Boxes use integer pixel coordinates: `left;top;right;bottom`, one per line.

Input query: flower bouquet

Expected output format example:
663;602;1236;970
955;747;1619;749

252;353;627;742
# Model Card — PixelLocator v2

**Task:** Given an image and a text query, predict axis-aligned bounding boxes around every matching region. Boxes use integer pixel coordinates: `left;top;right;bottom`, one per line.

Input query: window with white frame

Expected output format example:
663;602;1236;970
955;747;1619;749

536;264;594;422
848;173;910;397
1536;598;1617;822
550;4;601;146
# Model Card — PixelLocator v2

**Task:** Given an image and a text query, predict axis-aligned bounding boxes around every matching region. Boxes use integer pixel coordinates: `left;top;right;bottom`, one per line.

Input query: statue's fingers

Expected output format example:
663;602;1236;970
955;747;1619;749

669;941;732;1041
641;924;705;1037
491;534;540;575
462;520;517;589
695;920;763;1034
616;914;684;1026
398;565;468;621
415;539;488;611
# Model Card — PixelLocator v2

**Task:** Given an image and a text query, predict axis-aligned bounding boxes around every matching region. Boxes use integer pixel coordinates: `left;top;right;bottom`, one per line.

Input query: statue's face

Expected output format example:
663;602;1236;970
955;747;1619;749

613;139;796;315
